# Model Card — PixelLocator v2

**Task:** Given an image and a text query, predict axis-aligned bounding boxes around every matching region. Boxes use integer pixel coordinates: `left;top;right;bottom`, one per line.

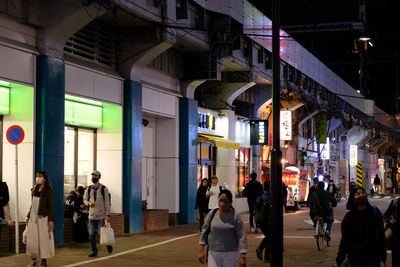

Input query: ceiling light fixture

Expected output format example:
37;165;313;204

359;36;371;41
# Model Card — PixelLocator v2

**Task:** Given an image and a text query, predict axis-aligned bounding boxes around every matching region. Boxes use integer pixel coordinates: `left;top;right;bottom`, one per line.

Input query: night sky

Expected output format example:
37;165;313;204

249;0;400;115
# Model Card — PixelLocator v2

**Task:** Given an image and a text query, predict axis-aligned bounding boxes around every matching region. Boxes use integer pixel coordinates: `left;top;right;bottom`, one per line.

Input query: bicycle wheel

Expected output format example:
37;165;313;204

316;221;324;251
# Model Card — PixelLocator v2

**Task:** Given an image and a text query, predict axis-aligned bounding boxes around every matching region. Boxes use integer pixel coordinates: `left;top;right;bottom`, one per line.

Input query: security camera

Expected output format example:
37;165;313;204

142;119;149;127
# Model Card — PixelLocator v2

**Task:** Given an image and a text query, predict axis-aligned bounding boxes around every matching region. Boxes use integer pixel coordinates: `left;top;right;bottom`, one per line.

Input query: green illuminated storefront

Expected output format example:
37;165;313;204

63;94;122;198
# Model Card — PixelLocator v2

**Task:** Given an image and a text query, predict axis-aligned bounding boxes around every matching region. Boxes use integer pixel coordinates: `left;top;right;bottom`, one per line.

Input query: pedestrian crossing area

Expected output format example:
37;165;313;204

370;194;399;199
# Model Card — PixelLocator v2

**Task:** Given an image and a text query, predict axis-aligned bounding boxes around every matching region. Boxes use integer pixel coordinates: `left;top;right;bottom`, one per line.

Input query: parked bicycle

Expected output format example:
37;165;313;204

314;216;329;251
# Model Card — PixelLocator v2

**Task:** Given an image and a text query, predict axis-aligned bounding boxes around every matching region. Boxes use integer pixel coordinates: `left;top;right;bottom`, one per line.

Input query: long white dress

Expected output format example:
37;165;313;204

26;196;55;258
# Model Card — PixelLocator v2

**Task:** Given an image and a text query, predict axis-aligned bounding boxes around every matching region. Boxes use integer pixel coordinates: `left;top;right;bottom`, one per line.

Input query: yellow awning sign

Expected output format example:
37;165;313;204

198;134;240;149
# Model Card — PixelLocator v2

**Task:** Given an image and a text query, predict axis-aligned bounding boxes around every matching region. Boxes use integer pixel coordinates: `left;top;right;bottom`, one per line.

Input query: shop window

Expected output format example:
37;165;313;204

64;126;96;199
197;143;216;188
236;147;250;197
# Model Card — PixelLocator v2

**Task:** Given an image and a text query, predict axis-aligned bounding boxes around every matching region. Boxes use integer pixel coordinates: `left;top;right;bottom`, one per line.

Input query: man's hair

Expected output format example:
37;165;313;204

250;172;257;180
211;175;218;180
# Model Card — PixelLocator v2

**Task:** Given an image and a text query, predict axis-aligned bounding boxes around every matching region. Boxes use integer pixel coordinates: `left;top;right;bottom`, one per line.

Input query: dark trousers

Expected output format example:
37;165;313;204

248;201;256;229
88;219;112;253
199;208;208;232
258;223;271;260
73;214;89;242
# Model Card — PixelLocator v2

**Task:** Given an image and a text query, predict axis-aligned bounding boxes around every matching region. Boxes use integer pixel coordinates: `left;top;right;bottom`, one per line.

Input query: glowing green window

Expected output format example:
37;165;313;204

65;95;103;128
0;83;10;115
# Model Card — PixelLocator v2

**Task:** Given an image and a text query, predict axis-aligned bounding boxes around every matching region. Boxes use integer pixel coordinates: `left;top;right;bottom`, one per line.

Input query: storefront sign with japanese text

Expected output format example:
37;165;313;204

280;110;292;140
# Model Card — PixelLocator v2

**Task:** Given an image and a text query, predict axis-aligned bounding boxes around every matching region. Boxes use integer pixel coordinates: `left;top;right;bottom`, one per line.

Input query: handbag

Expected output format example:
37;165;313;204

100;221;116;245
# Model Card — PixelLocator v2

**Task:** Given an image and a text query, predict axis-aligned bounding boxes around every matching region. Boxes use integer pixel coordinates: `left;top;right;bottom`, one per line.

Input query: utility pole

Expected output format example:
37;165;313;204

270;0;283;265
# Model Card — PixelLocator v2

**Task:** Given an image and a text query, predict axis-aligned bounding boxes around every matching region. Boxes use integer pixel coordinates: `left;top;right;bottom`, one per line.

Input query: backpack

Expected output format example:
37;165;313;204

87;185;111;205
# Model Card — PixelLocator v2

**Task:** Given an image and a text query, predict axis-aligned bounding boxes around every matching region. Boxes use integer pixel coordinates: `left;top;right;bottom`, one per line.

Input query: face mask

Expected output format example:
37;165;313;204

354;195;368;206
218;201;230;212
92;177;99;184
36;177;43;185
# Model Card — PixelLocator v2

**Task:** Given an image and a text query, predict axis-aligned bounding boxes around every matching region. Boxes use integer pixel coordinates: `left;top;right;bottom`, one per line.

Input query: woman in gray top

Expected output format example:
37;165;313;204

199;189;247;267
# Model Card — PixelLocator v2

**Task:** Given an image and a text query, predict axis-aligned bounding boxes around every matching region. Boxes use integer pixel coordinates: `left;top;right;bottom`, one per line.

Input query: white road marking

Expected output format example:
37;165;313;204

304;219;341;225
62;233;199;267
256;235;314;239
384;196;391;199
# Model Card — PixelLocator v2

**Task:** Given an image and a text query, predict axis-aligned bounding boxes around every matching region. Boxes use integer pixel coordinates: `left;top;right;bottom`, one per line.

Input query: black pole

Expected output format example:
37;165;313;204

395;49;399;114
270;0;283;266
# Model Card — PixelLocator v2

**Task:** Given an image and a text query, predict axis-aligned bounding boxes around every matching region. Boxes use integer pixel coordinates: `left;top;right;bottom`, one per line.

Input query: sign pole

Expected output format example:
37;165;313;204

15;144;19;254
6;125;24;255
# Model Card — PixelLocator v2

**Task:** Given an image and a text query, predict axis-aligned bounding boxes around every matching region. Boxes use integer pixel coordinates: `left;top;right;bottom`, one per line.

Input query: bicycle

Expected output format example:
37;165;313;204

314;216;329;251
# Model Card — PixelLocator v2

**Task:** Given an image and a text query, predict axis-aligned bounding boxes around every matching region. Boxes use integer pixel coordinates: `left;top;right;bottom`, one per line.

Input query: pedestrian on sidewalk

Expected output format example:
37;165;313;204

199;189;247;267
383;196;400;266
26;171;55;267
195;178;210;232
336;187;386;267
243;172;263;232
255;181;271;263
84;170;113;257
373;174;380;194
72;186;89;242
385;177;392;195
0;178;14;227
206;176;222;211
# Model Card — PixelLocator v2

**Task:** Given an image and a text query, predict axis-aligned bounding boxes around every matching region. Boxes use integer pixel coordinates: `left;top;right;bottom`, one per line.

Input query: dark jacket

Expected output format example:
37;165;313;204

327;184;337;195
337;206;386;265
0;181;10;219
27;186;55;222
195;185;209;212
374;176;381;185
383;198;400;247
307;188;330;217
244;180;263;203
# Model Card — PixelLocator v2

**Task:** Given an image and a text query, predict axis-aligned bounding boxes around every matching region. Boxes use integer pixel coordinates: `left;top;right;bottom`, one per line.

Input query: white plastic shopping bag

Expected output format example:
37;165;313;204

100;221;115;245
22;225;28;245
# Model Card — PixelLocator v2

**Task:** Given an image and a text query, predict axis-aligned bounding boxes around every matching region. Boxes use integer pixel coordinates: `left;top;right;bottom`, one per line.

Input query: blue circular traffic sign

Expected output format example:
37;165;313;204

6;125;24;145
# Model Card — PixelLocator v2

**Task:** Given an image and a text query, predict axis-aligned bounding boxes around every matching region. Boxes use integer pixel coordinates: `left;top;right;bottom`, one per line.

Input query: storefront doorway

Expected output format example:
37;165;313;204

64;126;96;198
197;143;216;187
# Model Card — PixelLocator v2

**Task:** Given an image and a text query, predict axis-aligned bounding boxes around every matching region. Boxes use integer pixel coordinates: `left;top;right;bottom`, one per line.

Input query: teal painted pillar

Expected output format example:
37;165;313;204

123;80;142;233
179;98;198;224
35;55;65;245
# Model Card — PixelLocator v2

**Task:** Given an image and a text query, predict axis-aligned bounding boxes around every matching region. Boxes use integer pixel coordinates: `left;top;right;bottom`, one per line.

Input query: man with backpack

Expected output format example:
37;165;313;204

243;172;263;232
84;170;112;257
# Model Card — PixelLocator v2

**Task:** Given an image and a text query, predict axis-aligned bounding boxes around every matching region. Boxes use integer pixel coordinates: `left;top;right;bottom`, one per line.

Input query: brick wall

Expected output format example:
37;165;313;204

0;213;124;256
0;222;26;256
141;209;169;231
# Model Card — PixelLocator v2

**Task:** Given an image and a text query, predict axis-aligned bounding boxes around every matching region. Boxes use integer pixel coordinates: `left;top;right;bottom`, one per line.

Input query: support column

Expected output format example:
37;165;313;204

123;80;142;233
179;98;198;224
35;55;65;245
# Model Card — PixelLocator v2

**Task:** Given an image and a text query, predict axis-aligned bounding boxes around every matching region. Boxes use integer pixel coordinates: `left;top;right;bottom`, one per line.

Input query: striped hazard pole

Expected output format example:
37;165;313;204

356;161;363;188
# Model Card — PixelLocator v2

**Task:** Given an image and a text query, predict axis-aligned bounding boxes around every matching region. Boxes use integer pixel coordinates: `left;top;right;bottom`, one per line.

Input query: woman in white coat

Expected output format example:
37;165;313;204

26;171;55;267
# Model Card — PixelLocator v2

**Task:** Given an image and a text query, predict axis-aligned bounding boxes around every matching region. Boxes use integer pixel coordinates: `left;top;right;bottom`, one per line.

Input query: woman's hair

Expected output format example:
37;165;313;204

218;189;233;203
346;187;368;211
32;171;53;195
76;185;85;196
329;179;333;183
199;178;209;189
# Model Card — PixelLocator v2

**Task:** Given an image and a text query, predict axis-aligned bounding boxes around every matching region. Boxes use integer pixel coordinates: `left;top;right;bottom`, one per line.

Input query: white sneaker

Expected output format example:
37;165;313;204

250;227;255;232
